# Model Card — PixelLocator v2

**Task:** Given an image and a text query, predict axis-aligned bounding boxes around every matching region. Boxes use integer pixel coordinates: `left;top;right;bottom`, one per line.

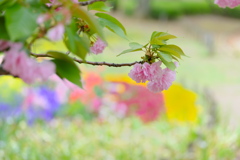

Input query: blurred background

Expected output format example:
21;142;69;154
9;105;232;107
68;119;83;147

1;0;240;159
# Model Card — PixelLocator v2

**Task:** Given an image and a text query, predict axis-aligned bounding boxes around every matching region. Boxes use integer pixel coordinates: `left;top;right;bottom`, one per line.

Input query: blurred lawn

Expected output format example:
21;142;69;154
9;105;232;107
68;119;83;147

1;117;240;160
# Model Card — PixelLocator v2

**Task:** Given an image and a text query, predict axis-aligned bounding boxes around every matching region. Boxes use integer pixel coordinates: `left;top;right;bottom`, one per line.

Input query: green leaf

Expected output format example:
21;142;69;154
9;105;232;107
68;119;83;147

71;4;104;39
0;17;10;40
48;51;82;88
64;22;89;60
95;12;127;38
150;32;177;45
117;42;143;56
5;4;37;41
158;58;176;71
157;51;172;62
88;2;112;12
0;0;17;10
158;45;185;59
129;42;143;49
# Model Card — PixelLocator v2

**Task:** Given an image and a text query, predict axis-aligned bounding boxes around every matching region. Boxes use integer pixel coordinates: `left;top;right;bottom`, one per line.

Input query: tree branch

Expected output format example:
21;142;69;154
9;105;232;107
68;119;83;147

31;53;142;67
78;0;107;6
0;53;141;76
0;67;10;76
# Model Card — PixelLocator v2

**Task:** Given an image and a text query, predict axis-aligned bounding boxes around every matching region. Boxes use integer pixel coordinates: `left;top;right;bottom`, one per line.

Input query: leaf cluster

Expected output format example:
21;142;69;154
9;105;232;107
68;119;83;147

118;31;186;70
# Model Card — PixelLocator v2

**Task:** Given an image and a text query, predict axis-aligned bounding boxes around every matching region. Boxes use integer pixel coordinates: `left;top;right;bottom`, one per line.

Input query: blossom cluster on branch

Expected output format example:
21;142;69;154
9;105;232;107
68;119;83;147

1;0;233;93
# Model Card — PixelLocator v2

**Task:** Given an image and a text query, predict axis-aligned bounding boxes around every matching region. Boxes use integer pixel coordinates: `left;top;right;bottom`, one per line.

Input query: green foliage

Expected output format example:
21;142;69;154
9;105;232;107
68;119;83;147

95;12;127;39
150;0;183;20
5;4;37;41
48;51;82;88
88;1;112;12
64;22;89;60
0;17;10;40
71;4;104;39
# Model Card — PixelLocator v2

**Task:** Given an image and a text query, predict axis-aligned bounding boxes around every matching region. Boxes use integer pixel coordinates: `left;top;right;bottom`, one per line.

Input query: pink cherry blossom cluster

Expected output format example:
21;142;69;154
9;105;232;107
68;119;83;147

1;41;55;84
90;38;107;55
128;61;177;92
214;0;240;8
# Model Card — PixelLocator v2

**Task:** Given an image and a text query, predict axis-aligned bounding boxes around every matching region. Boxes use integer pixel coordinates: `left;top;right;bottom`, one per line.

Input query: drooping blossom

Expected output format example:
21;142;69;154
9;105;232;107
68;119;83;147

214;0;240;8
47;24;65;41
147;65;177;93
0;40;10;51
129;61;178;92
3;42;56;84
142;61;162;81
90;38;107;55
128;63;148;83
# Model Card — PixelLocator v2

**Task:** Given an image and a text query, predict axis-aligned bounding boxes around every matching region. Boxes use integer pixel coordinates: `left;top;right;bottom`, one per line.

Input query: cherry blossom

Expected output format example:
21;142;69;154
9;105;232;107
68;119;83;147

214;0;240;8
47;24;65;41
128;63;148;83
3;43;55;84
142;61;162;81
90;38;107;55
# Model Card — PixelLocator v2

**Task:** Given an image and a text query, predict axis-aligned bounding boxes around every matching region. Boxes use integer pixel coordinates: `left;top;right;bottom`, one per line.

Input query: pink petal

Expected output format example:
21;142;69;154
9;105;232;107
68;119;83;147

90;38;107;55
47;24;65;41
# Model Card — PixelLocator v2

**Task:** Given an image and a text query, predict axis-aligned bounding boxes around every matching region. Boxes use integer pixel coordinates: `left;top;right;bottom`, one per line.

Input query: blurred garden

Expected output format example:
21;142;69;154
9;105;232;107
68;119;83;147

1;0;240;159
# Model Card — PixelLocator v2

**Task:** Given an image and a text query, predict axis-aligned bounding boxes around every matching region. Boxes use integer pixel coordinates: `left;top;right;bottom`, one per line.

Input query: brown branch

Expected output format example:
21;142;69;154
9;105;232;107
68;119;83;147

0;53;141;76
31;53;143;67
78;0;107;6
0;67;10;76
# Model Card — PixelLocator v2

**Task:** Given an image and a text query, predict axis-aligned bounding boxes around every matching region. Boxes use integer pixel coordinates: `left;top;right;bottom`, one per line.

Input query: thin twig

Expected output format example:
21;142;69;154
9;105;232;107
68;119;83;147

30;53;142;67
78;0;107;6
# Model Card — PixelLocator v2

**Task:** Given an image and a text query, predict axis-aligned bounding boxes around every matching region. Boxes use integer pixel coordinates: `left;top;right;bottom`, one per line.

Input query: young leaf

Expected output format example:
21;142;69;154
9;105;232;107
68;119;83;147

71;4;104;39
5;4;37;41
47;51;82;88
64;22;89;60
157;51;172;62
95;13;127;38
150;32;177;45
158;45;185;59
88;2;112;12
117;42;143;56
129;42;143;49
158;57;176;71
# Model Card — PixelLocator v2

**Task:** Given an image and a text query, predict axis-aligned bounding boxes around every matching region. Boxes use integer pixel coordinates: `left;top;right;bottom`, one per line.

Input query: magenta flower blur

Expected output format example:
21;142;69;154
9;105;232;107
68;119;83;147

128;63;148;83
90;38;107;55
214;0;240;8
47;24;65;41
